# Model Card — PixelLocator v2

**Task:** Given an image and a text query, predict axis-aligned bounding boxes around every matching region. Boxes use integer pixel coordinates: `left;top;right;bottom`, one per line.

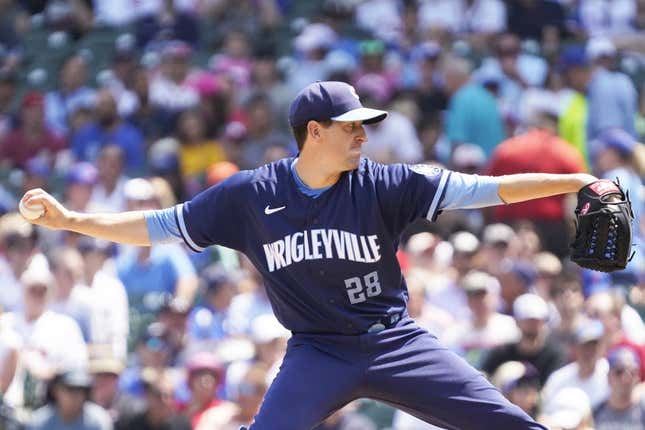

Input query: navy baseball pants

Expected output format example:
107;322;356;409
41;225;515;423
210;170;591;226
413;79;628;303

248;317;547;430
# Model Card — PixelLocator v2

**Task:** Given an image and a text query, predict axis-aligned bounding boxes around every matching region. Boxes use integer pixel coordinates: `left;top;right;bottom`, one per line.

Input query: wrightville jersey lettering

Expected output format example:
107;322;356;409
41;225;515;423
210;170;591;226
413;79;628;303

262;229;381;272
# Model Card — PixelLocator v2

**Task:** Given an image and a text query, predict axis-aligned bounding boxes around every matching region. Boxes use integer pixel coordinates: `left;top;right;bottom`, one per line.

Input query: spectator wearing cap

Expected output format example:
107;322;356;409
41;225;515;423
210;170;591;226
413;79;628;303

179;352;229;428
592;128;645;280
28;369;112;430
0;91;66;169
118;322;172;398
77;237;128;361
549;271;588;357
585;37;638;141
187;267;237;344
558;45;592;166
149;41;200;115
88;145;130;213
443;55;505;159
491;361;542;418
539;387;594;430
65;162;99;213
593;347;645;430
71;88;146;175
45;55;96;135
117;178;198;314
442;270;520;368
0;213;38;311
542;319;610;409
225;314;289;402
248;52;293;132
478;223;515;277
1;256;88;408
174;108;228;195
89;354;141;423
486;91;586;257
497;260;538;315
482;293;566;385
586;291;645;380
116;368;191;430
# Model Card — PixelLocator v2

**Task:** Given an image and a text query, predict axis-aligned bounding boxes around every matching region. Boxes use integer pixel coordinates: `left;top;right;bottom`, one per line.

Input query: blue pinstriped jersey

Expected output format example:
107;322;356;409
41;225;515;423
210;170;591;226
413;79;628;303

176;157;449;334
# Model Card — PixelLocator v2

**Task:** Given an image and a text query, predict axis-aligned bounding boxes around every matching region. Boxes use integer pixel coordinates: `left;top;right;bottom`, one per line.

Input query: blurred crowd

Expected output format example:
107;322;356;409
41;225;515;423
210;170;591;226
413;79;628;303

0;0;644;429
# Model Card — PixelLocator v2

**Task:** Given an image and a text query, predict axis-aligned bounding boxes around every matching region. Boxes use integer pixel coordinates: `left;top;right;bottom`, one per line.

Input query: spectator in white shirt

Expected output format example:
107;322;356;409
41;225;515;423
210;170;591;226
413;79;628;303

2;257;87;409
149;41;200;114
88;145;130;214
78;238;129;362
542;319;610;409
443;270;520;368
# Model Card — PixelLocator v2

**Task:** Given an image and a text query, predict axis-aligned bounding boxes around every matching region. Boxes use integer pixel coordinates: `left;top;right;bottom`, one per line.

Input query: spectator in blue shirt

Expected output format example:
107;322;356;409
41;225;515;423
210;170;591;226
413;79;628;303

45;55;96;135
116;178;198;315
444;55;505;159
72;89;146;175
187;267;238;343
585;37;638;143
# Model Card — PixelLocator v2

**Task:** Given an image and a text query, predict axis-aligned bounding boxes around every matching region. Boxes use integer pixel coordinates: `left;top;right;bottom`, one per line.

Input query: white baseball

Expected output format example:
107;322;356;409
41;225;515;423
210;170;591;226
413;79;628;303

19;199;45;220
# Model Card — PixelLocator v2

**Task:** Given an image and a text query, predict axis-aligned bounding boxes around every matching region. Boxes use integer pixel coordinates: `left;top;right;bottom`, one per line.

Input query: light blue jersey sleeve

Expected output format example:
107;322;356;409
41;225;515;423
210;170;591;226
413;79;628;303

144;207;183;245
439;172;504;210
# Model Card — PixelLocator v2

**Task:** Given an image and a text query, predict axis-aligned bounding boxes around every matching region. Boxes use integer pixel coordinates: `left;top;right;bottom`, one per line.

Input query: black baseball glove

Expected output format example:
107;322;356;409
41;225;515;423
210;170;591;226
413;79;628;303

570;179;634;272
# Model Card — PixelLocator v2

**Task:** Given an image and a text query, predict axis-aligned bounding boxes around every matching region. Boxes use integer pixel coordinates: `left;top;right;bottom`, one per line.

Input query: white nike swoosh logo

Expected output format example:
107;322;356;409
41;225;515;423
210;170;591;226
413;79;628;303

264;205;286;215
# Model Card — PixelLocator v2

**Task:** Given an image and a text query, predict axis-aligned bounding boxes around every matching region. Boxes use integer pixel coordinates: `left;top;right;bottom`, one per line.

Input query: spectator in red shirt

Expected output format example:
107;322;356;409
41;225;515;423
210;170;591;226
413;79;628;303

487;97;586;257
0;92;66;169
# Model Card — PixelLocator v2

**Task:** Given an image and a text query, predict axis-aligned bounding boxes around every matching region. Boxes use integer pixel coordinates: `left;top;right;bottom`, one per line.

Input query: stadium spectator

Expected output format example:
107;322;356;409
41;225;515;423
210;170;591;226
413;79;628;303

443;55;505;159
237;93;292;170
585;37;638;141
45;55;96;135
116;368;191;430
491;361;542;418
0;92;66;169
49;247;93;341
88;355;139;424
149;41;200;115
88;145;129;213
65;162;99;213
0;213;38;312
179;352;229;428
482;293;566;385
539;387;595;430
593;347;645;429
28;369;112;430
506;0;566;42
175;108;227;194
116;178;198;314
549;271;588;357
135;0;199;49
541;319;610;409
2;257;88;409
487;95;586;257
187;267;237;345
71;89;146;174
442;270;520;368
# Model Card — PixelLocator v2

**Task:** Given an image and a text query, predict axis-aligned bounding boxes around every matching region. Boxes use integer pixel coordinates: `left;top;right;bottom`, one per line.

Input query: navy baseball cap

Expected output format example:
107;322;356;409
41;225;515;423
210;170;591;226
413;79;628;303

288;81;388;128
